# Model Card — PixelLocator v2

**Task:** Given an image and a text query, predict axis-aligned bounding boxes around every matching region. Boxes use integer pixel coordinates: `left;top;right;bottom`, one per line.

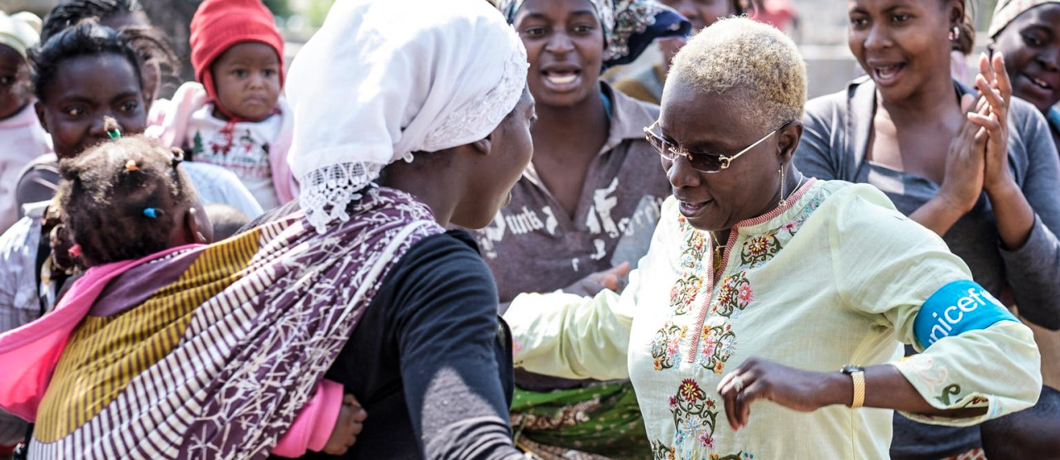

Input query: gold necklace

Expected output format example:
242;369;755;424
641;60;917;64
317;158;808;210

710;231;725;271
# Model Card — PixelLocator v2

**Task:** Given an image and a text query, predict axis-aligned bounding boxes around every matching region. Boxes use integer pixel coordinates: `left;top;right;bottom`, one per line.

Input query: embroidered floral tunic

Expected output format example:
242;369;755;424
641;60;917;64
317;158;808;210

504;179;1042;460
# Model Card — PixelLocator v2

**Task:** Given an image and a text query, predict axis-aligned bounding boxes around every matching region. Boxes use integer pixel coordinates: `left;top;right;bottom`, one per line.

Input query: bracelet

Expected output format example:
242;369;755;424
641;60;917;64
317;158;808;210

850;370;866;409
841;365;866;409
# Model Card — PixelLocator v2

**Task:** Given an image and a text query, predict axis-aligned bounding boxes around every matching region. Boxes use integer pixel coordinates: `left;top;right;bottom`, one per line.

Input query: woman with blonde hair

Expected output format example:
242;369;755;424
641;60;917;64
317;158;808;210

504;17;1042;459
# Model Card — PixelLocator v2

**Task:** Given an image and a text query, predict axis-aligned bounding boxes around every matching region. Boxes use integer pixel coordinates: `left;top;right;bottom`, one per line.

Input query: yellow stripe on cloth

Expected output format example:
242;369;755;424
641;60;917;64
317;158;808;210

36;230;260;442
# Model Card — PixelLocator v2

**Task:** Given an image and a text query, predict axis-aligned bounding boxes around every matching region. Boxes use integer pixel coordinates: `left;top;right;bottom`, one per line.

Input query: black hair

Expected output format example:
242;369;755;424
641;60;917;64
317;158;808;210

981;385;1060;460
735;0;750;16
29;20;174;103
204;204;249;241
57;135;197;266
40;0;144;44
949;0;977;55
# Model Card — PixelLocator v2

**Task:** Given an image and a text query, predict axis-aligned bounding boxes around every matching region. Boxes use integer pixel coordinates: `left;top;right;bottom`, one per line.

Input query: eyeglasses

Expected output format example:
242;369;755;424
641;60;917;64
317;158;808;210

643;120;791;173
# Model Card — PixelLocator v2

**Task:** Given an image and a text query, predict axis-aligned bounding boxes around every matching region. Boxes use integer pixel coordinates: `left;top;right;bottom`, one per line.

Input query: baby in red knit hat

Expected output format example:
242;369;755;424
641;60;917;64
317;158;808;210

146;0;297;212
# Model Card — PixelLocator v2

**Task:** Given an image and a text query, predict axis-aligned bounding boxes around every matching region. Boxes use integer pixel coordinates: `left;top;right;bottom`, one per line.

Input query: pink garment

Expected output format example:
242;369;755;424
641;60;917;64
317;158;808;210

0;245;199;421
0;244;342;456
146;81;297;204
273;378;345;457
0;102;51;230
753;0;796;32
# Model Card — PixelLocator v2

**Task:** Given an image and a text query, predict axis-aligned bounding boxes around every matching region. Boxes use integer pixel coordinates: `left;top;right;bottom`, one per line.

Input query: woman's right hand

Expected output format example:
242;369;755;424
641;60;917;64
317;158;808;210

938;94;988;213
562;262;631;297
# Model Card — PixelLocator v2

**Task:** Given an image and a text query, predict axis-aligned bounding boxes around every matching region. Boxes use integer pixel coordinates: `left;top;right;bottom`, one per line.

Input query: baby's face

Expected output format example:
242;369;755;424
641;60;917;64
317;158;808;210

0;45;30;120
210;42;281;122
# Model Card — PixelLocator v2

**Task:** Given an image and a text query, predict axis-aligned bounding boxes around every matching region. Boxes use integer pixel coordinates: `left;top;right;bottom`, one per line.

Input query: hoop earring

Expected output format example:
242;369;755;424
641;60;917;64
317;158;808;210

778;166;787;207
949;26;960;41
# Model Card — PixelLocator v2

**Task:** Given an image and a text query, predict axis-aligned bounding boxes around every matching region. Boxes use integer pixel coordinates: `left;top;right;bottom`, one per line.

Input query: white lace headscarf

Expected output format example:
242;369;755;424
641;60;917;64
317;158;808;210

285;0;529;233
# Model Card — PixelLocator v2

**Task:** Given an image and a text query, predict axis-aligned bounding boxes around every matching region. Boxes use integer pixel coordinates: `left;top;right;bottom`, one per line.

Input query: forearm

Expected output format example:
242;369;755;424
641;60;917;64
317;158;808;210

505;289;631;380
817;365;986;418
987;183;1035;250
909;195;968;237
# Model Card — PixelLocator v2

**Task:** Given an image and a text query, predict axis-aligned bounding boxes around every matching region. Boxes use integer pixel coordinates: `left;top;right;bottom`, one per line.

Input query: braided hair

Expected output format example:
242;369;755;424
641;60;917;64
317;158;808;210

57;135;197;266
40;0;144;43
38;0;178;97
29;20;173;103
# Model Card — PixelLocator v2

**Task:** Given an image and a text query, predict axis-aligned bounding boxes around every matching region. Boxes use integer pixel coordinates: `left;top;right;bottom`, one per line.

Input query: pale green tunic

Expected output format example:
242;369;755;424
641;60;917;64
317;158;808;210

505;179;1041;460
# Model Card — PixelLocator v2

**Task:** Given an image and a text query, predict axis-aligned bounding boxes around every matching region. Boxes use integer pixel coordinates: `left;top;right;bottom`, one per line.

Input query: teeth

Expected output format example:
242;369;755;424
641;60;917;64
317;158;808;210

876;65;900;79
1033;77;1051;89
547;74;577;84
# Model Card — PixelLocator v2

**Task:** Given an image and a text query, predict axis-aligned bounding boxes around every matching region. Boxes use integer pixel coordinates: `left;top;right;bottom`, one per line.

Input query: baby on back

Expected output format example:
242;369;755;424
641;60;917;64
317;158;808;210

57;135;213;267
50;134;364;457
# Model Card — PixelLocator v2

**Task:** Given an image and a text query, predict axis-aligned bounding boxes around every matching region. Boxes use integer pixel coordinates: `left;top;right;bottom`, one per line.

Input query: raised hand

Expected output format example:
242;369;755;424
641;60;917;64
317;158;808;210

970;52;1017;195
562;262;632;297
938;93;989;213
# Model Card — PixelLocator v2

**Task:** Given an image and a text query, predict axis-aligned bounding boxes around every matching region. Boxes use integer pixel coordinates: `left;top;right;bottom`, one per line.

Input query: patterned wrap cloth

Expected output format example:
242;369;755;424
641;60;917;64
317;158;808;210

989;0;1060;37
494;0;691;67
0;187;442;459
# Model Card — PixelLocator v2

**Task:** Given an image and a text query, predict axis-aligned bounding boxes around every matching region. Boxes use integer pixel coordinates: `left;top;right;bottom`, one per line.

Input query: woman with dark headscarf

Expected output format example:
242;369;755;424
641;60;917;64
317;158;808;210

480;1;687;458
613;0;748;105
990;0;1060;149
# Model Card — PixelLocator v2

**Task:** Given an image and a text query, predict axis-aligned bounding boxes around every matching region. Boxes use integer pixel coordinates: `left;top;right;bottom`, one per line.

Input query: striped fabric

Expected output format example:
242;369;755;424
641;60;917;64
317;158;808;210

24;187;442;460
35;233;258;442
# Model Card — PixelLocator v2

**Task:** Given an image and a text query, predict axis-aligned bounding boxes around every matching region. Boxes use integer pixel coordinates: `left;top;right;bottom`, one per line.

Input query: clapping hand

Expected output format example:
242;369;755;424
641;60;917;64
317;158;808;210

968;52;1017;196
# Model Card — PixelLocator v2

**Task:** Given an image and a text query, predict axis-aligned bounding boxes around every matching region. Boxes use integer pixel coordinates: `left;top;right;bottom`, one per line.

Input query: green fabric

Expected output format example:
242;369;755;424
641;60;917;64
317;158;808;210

512;381;650;460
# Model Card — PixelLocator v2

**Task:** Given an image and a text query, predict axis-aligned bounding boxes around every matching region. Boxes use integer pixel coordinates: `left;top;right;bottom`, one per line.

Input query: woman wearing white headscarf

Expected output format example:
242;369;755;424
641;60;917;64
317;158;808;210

0;0;533;458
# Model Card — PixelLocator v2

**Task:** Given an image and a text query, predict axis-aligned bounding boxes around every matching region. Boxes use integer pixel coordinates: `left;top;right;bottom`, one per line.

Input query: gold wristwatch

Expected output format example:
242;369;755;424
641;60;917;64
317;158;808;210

841;365;866;409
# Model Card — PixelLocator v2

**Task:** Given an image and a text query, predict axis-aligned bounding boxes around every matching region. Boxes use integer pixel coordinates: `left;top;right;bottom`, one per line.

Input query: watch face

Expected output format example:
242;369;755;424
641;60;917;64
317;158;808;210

841;365;865;374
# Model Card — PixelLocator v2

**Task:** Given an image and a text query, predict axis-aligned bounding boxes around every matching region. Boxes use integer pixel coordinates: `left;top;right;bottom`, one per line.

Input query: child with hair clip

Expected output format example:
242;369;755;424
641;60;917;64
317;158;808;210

6;134;364;458
1;22;264;334
0;11;48;234
148;0;296;211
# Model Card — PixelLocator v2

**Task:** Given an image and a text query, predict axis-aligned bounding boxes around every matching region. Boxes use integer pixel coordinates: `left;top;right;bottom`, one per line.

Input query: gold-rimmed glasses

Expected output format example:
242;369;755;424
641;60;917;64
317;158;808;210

643;120;791;173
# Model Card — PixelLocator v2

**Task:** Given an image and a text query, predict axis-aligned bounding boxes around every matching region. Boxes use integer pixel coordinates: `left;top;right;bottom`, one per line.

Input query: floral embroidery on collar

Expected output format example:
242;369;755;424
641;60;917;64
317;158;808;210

735;196;823;271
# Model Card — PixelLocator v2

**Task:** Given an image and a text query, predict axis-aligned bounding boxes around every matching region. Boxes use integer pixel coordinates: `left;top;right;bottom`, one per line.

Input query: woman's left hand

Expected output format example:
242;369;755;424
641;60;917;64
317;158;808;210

970;52;1017;195
716;357;838;431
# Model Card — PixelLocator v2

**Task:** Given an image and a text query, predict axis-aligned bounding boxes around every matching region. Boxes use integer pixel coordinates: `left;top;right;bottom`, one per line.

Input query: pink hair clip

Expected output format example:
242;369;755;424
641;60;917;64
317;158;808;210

68;244;82;258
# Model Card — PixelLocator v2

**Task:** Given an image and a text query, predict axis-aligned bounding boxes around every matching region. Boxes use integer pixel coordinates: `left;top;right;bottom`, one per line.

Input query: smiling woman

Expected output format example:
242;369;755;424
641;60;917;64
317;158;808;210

794;0;1060;458
990;0;1060;146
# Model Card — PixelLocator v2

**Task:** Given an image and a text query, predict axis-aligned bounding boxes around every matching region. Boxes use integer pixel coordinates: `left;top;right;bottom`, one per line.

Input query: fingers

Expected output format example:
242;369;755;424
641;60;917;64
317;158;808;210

993;52;1012;104
979;51;994;83
967;112;1002;132
343;393;368;422
718;361;765;432
959;93;975;114
719;372;741;431
734;379;768;428
611;261;632;278
976;75;1005;113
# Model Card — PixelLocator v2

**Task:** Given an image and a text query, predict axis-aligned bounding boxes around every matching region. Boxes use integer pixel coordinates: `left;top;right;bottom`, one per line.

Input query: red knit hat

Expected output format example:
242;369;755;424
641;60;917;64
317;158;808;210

190;0;284;116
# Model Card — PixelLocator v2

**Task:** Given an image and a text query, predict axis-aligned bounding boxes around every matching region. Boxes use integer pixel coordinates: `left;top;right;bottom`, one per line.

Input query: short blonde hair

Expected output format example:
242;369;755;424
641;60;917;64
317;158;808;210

670;17;806;129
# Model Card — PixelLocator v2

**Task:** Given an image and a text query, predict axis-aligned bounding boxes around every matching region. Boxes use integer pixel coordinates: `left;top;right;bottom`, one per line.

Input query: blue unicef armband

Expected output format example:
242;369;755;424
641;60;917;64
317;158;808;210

913;280;1017;348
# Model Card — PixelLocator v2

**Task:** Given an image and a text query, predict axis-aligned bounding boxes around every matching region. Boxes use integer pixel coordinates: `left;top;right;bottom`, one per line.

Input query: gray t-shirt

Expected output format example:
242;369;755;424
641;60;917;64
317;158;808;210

795;77;1060;460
